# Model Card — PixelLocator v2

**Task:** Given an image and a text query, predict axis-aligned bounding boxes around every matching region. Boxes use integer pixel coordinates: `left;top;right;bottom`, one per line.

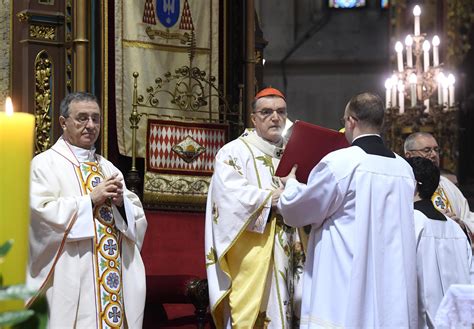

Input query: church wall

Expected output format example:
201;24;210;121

258;0;390;129
0;0;10;108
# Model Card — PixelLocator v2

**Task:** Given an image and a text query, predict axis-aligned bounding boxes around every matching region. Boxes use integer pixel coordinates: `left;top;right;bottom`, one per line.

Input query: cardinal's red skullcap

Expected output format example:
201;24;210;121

254;87;285;101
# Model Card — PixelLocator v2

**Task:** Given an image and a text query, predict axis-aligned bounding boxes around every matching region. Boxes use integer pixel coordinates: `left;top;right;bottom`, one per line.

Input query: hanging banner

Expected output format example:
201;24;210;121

115;0;219;157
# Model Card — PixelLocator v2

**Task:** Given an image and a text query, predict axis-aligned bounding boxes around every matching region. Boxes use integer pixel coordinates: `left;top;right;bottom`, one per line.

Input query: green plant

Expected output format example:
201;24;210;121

0;240;46;329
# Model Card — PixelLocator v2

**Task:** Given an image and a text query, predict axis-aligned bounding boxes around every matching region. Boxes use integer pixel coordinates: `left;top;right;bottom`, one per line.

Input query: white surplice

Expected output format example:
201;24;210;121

414;209;472;328
205;129;304;329
27;138;147;329
278;145;418;329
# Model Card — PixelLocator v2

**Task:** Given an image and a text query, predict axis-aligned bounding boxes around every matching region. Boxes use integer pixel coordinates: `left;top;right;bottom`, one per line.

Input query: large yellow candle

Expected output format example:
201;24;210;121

0;97;35;311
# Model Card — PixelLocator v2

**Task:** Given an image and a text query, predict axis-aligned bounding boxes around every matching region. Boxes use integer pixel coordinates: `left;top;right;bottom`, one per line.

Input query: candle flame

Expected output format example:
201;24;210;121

5;97;13;116
432;35;440;46
422;40;431;52
395;41;403;52
447;74;455;85
413;5;421;16
405;35;413;46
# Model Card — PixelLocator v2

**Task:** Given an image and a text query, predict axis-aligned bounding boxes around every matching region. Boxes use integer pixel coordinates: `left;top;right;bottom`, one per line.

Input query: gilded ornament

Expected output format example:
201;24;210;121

34;51;53;154
29;25;56;40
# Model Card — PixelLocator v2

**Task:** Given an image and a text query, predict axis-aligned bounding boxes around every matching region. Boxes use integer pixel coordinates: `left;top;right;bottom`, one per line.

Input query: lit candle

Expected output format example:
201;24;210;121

391;74;398;108
0;97;35;311
447;73;455;107
409;73;417;107
385;78;393;108
437;72;445;105
395;41;404;72
398;81;405;114
423;40;431;72
413;5;421;36
432;35;440;66
424;99;430;113
405;35;413;68
442;77;449;110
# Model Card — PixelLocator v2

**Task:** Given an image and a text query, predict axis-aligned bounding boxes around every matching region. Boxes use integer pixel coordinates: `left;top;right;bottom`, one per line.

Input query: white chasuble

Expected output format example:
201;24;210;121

434;176;474;235
27;138;147;329
279;146;418;329
205;129;304;329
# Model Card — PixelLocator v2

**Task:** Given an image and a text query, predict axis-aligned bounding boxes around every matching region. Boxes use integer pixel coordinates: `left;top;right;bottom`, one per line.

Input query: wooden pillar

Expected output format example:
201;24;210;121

245;0;255;127
73;0;89;91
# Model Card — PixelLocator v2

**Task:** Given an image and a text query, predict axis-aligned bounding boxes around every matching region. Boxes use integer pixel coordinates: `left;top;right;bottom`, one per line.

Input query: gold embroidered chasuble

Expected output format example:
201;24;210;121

76;161;124;328
205;129;304;329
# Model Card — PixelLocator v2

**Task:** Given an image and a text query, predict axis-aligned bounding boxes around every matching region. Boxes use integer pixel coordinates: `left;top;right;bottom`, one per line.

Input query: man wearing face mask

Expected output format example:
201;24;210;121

27;92;147;328
205;87;304;328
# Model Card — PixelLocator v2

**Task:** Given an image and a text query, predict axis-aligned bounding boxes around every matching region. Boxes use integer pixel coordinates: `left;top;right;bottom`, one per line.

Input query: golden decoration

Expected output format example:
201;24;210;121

29;24;56;40
16;12;30;22
34;50;53;154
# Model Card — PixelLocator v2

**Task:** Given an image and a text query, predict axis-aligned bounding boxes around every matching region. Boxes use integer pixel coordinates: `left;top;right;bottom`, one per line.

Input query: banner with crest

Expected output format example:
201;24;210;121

115;0;219;157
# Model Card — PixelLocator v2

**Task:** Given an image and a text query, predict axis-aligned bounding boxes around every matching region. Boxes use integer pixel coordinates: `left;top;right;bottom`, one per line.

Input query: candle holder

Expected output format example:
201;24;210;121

383;4;459;173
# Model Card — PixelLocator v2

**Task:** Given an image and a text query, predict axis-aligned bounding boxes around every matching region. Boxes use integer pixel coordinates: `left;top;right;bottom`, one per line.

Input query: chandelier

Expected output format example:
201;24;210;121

383;4;458;173
384;5;455;114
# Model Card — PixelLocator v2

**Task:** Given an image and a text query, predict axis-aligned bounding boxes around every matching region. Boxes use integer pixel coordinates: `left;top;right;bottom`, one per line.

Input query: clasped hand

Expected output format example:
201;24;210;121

272;165;298;210
90;173;124;207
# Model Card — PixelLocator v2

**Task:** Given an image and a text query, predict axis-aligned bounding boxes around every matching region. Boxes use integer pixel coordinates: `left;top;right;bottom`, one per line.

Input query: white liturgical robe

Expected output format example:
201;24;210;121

205;129;304;329
27;138;147;329
413;204;472;328
278;139;418;329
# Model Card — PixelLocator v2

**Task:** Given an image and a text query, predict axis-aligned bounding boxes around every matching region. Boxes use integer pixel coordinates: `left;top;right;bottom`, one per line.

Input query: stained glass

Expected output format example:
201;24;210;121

328;0;366;8
381;0;389;8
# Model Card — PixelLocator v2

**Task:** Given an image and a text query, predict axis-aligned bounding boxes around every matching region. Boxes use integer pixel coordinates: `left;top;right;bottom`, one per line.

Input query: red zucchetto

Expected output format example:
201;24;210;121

254;87;285;101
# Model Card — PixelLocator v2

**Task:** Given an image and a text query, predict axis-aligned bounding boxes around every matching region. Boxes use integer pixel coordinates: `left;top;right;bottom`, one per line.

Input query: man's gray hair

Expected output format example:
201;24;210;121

60;92;99;117
404;132;435;153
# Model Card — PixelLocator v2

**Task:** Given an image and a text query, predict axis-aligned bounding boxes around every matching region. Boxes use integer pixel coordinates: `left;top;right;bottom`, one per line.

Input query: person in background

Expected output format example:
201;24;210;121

404;132;474;246
27;92;147;328
407;156;471;327
205;87;304;328
278;92;418;328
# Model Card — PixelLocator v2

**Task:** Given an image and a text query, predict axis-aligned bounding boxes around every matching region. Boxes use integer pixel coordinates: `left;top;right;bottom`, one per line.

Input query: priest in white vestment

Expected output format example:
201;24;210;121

404;132;474;246
278;92;418;328
27;92;147;329
205;87;304;328
406;156;472;328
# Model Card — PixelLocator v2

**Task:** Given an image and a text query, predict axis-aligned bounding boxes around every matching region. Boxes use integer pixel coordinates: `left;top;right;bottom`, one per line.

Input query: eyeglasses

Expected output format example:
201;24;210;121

67;114;101;126
339;115;359;127
408;147;441;155
253;108;287;119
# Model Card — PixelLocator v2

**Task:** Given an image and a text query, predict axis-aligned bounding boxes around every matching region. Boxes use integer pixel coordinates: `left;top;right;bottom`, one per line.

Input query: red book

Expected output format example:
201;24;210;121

275;120;350;183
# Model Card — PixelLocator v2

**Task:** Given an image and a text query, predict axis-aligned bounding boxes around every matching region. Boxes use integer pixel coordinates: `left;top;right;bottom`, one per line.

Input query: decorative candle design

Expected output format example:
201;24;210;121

0;97;35;312
405;35;413;68
409;73;417;107
395;41;404;72
432;35;440;66
385;78;393;108
398;81;405;114
423;40;431;72
413;5;421;36
447;73;455;107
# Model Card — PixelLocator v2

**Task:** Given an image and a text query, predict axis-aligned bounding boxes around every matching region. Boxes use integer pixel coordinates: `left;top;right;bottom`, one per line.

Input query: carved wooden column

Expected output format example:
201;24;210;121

73;0;89;91
245;0;255;127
